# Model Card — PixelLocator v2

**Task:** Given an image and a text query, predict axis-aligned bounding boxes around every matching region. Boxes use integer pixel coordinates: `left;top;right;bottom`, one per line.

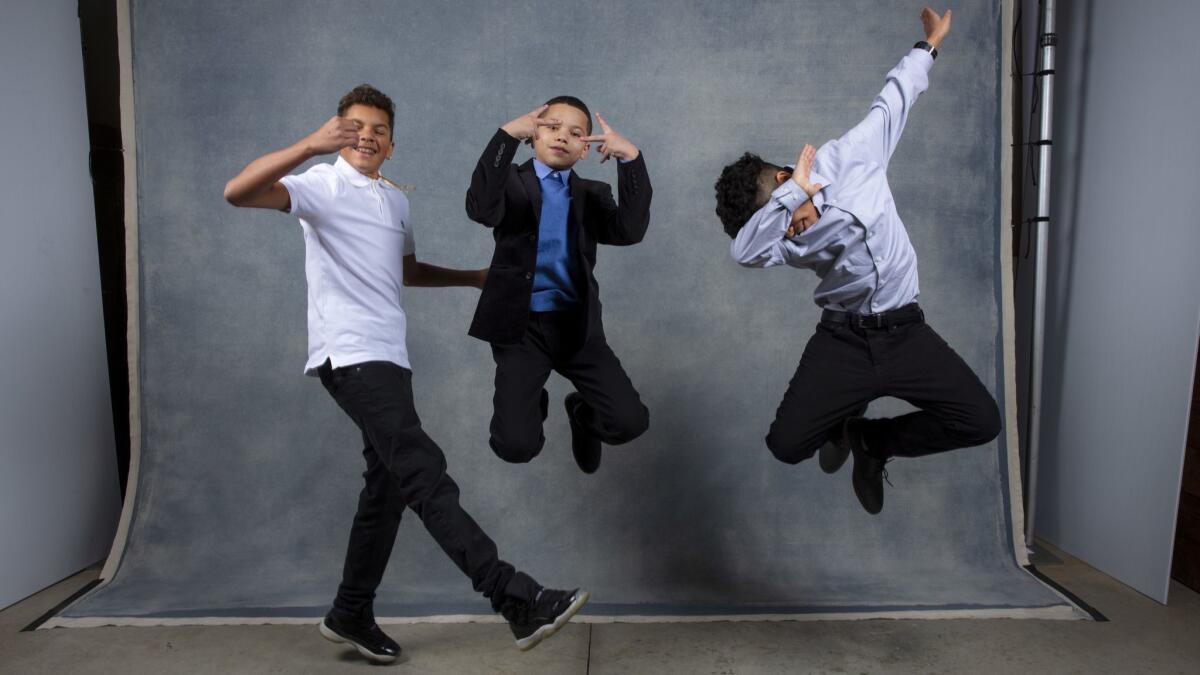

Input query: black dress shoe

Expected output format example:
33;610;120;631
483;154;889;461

564;393;601;474
846;417;889;515
320;611;401;663
503;587;590;651
819;404;869;474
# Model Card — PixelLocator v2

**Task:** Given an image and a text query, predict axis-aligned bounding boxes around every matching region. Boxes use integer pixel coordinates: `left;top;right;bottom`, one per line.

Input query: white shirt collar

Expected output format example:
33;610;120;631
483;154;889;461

334;154;390;189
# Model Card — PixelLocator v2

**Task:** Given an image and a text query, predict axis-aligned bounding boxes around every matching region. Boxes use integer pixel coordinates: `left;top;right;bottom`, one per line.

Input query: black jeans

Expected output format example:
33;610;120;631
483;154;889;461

318;360;537;622
489;310;649;463
765;304;1002;463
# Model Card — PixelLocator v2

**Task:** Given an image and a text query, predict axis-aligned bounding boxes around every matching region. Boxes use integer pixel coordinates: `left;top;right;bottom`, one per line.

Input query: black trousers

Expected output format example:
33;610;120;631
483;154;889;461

317;360;537;622
489;310;649;463
765;304;1002;463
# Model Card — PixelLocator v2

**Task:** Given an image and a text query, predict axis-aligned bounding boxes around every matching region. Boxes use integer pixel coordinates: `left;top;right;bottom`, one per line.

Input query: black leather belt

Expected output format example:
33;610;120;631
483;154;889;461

821;303;924;329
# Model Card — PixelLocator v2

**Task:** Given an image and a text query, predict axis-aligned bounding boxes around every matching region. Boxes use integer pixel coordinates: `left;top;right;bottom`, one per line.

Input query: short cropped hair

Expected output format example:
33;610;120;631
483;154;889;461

542;95;593;134
714;153;782;238
337;84;395;131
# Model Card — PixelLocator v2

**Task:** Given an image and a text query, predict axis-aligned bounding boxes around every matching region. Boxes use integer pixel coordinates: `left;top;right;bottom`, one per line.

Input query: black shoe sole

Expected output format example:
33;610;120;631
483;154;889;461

319;619;400;663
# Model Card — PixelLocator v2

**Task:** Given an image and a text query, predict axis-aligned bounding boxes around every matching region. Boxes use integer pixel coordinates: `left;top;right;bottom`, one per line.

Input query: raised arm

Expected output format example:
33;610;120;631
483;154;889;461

842;7;952;167
223;116;358;210
580;113;652;245
465;105;559;227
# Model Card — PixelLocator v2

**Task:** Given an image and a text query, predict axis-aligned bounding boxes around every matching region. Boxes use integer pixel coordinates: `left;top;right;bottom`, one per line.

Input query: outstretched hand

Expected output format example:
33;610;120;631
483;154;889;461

502;105;561;140
580;113;639;163
921;7;952;49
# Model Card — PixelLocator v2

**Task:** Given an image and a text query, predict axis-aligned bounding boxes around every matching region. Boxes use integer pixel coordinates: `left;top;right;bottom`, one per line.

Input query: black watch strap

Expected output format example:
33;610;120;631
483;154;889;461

914;40;938;60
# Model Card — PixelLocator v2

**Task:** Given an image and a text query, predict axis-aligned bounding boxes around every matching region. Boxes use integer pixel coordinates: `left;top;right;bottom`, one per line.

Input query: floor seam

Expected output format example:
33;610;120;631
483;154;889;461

585;622;593;675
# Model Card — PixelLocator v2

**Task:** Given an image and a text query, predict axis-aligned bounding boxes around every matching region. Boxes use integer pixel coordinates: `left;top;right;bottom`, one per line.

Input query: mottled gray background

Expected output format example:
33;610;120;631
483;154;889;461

66;0;1067;618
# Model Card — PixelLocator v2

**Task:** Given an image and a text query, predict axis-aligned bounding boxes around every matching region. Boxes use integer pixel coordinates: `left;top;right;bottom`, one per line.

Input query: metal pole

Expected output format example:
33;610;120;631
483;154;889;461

1025;0;1056;548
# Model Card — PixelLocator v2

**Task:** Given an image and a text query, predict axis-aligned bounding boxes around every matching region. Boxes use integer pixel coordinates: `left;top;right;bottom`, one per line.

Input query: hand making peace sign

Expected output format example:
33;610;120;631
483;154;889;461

501;105;562;141
581;113;640;164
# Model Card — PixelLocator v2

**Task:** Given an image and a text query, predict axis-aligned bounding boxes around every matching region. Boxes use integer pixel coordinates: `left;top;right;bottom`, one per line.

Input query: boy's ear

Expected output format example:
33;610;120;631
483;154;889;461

580;141;590;160
775;169;791;186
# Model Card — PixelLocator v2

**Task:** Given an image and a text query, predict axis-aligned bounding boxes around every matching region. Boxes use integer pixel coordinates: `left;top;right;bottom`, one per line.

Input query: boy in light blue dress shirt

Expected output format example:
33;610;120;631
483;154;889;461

714;8;1001;515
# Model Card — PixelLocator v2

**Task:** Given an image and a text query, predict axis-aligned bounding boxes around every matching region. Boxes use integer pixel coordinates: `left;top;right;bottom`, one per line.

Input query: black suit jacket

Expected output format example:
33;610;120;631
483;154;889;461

465;128;652;344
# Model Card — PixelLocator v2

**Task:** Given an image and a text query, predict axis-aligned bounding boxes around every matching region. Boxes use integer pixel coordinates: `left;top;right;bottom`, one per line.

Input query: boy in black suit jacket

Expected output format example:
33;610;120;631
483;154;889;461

466;96;652;473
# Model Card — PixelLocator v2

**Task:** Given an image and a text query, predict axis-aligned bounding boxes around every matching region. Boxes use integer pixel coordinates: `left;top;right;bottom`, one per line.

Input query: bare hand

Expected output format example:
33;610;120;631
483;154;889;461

785;201;820;237
580;112;639;163
306;115;359;155
501;105;561;140
921;7;952;49
791;144;824;197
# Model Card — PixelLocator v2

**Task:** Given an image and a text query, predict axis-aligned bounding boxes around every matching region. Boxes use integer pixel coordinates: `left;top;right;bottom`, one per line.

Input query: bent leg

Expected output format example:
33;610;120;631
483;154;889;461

558;335;649;446
323;361;538;611
867;322;1002;458
489;334;555;463
766;324;878;464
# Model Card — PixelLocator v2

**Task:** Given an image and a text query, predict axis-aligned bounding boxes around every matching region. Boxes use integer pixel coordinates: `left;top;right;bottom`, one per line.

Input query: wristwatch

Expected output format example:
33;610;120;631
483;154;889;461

914;40;938;60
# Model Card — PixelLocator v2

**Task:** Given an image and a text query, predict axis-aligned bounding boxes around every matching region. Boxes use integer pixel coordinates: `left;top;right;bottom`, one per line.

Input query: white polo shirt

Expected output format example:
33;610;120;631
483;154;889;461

280;155;415;374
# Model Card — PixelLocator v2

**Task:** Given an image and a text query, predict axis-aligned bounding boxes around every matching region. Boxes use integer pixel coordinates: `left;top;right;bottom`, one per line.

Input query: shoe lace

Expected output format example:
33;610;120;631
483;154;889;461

881;459;894;488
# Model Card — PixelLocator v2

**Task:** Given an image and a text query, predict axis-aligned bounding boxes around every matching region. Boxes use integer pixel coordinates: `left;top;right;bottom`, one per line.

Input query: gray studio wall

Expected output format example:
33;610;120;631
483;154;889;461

0;0;123;609
1028;0;1200;603
63;0;1075;619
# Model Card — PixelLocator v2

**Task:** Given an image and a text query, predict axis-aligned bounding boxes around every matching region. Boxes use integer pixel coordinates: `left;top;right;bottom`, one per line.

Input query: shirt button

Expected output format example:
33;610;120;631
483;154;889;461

524;272;532;280
874;257;882;263
528;234;536;241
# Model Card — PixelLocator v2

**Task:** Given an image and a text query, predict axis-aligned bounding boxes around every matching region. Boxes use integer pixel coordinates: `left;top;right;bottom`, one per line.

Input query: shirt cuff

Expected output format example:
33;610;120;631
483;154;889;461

771;180;811;213
908;47;935;70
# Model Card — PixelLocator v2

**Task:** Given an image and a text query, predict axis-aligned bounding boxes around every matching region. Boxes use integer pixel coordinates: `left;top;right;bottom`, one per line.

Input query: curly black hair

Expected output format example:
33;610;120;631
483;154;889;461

714;153;780;238
337;84;395;132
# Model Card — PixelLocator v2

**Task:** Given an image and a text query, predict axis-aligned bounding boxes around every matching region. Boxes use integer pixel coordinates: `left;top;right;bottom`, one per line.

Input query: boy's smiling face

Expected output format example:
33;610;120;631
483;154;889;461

338;103;393;178
531;103;591;170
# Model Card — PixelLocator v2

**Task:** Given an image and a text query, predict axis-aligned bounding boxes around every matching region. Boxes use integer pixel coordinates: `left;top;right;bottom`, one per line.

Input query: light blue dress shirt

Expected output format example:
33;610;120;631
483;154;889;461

729;48;935;315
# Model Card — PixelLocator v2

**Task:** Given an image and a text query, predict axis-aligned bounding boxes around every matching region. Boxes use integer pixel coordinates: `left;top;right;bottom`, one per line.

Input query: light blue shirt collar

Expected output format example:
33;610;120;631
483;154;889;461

533;159;572;183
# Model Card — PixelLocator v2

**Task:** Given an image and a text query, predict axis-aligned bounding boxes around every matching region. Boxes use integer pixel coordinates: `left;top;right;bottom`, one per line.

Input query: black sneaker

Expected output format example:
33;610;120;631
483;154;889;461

818;404;869;474
564;394;601;474
319;611;401;663
846;417;890;515
504;587;590;651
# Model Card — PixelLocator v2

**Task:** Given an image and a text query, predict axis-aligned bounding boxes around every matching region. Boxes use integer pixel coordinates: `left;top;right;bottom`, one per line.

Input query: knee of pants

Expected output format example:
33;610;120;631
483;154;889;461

489;432;544;464
765;426;821;465
959;398;1003;447
604;403;649;444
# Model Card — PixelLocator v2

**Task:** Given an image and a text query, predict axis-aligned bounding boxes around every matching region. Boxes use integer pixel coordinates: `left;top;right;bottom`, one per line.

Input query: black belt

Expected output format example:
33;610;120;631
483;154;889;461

821;303;924;330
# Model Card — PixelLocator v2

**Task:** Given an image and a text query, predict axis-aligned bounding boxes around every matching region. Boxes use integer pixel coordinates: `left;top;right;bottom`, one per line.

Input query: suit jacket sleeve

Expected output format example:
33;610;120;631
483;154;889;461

594;152;652;246
465;128;521;228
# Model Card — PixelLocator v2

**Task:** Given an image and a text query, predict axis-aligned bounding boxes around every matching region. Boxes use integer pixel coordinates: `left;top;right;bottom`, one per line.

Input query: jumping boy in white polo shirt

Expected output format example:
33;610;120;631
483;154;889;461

224;84;587;662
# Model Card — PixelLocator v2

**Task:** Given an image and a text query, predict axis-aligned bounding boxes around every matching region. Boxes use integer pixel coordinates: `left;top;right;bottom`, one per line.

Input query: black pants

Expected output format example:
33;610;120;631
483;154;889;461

765;304;1002;463
318;360;537;622
489;310;649;463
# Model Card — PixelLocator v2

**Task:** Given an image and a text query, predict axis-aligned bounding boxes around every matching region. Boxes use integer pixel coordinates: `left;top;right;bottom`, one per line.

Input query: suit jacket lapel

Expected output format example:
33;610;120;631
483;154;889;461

568;171;587;248
517;160;542;225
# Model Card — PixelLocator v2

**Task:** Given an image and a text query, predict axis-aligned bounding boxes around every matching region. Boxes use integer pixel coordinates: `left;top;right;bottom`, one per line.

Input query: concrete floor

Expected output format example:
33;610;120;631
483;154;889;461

2;543;1199;674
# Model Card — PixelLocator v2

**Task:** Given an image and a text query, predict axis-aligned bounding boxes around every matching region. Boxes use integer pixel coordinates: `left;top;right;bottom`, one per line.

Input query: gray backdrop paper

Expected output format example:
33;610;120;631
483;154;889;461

64;0;1068;619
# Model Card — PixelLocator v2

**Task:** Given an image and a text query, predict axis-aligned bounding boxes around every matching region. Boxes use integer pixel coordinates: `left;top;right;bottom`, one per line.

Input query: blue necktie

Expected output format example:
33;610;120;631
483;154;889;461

530;171;578;311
